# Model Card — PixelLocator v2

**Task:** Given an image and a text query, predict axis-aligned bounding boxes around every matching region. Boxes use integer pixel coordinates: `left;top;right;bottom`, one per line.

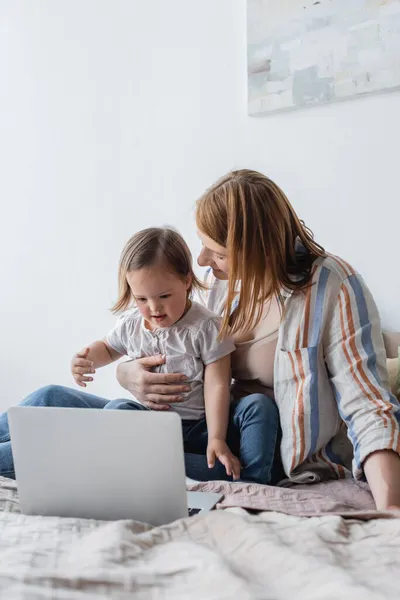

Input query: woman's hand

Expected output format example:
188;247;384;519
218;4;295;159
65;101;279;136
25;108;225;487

116;354;191;410
71;348;95;388
207;438;241;480
364;450;400;510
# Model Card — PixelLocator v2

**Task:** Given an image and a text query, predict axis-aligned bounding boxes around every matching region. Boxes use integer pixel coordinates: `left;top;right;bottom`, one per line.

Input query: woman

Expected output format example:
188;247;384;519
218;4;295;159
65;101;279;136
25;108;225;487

117;170;400;510
1;170;400;508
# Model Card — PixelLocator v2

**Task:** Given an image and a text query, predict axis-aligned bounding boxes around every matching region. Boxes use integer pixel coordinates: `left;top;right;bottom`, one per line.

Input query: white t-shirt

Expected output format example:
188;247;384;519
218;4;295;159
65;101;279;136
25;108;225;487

107;301;235;420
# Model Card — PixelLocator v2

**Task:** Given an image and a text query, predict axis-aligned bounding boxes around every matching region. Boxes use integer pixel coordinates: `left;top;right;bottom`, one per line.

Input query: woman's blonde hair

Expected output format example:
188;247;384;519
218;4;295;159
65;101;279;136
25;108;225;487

196;169;325;337
112;227;205;313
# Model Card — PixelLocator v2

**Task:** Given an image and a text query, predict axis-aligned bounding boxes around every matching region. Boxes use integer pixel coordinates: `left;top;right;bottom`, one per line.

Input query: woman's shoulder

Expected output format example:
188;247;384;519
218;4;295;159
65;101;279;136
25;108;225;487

184;301;222;328
312;252;359;283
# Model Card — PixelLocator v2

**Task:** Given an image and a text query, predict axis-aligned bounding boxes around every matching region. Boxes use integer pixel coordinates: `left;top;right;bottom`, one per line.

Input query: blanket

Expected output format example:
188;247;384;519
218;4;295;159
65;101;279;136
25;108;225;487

1;477;399;599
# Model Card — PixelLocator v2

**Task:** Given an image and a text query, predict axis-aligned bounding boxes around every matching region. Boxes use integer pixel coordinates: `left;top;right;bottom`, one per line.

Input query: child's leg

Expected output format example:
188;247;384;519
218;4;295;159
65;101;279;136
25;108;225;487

103;399;148;411
231;393;281;485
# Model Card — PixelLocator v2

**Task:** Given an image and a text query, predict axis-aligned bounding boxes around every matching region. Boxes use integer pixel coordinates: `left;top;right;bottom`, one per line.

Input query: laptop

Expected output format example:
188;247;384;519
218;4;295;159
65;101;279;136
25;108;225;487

8;406;222;526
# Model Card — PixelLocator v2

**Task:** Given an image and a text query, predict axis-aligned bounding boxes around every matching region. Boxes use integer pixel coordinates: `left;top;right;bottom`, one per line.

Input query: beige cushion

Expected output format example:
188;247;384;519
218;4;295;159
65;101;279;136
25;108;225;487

383;331;400;359
387;356;400;400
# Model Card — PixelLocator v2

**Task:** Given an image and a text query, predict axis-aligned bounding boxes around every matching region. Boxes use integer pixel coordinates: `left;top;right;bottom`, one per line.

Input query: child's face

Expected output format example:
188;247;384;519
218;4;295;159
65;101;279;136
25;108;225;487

127;265;191;330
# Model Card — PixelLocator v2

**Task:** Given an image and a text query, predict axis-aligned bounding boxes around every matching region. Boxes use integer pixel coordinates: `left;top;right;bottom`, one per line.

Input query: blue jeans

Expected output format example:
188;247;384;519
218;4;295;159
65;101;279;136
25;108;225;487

0;385;282;485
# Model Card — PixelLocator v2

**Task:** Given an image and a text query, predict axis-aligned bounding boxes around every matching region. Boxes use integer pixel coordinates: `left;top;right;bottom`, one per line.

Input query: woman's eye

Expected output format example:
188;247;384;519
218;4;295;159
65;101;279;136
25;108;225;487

217;256;225;261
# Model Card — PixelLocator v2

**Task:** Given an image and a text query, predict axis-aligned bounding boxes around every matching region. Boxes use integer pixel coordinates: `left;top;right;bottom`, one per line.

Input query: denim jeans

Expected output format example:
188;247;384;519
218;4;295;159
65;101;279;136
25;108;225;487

0;385;282;485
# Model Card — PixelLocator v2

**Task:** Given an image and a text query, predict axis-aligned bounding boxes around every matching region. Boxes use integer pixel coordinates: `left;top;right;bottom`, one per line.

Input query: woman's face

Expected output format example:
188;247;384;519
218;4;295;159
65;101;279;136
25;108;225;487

197;231;229;280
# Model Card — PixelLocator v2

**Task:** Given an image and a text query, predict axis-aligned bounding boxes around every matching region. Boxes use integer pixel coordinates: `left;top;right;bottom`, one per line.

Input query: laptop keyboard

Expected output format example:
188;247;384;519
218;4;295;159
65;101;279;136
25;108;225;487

188;508;202;517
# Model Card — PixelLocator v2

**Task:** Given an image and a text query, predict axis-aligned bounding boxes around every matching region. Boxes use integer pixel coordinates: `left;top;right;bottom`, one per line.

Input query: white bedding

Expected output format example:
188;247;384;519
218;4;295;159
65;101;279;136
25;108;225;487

1;477;399;599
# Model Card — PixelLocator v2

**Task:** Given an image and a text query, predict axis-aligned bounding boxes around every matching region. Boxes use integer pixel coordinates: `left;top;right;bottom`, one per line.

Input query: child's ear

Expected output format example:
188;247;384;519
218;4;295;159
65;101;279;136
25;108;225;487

185;274;193;291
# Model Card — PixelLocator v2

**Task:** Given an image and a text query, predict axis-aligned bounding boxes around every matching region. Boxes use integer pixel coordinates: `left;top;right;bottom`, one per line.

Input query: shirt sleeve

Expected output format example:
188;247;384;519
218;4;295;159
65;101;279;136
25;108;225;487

106;312;132;356
324;273;400;479
197;317;236;365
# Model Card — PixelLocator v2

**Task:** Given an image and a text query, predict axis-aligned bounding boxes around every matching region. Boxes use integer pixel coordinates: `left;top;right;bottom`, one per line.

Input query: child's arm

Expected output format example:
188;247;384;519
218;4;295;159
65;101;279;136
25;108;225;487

204;354;241;480
71;339;123;388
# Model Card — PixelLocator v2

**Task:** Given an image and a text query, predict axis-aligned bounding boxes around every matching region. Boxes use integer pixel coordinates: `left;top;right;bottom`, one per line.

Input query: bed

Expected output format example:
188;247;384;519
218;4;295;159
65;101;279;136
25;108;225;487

1;332;399;599
1;475;399;599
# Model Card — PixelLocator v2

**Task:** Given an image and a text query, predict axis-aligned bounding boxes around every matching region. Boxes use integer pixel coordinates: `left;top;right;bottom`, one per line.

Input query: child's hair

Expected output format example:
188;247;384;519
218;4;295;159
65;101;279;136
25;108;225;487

196;169;326;338
112;227;206;313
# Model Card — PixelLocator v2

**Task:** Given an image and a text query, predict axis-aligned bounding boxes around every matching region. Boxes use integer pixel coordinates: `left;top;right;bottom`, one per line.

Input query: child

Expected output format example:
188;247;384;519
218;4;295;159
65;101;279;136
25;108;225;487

71;227;241;479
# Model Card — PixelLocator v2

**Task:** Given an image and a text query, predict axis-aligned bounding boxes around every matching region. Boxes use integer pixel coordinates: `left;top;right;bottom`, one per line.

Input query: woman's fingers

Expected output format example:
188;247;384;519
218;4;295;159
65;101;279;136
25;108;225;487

144;371;188;385
148;384;190;396
145;394;183;405
141;400;171;411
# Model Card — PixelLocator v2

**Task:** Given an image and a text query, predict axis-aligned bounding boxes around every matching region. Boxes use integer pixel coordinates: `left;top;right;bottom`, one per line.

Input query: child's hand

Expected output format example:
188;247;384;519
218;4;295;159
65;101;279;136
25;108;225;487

71;348;96;388
207;439;241;480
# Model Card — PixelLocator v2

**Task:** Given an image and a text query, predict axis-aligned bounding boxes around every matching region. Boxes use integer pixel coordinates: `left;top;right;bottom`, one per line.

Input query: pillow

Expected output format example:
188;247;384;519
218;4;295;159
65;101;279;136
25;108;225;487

387;349;400;400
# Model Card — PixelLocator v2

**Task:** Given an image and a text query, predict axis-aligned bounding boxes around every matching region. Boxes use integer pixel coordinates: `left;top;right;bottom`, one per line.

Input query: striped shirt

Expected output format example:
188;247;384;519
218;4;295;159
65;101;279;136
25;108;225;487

203;253;400;482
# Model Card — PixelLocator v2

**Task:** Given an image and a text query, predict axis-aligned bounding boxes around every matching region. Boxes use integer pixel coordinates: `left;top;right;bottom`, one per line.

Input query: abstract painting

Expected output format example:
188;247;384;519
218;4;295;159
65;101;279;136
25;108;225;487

248;0;400;115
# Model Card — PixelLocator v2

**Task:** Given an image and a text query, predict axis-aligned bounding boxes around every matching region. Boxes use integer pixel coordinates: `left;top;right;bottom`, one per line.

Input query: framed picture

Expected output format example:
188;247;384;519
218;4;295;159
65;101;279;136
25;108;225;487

248;0;400;115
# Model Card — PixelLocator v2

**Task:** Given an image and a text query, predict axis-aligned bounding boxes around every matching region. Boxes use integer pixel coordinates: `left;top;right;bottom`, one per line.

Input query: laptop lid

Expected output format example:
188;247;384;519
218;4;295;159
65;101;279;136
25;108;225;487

8;406;188;526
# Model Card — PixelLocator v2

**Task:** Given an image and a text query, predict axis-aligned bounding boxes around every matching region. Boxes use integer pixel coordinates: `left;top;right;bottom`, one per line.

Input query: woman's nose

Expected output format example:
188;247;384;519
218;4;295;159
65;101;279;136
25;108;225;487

197;247;210;267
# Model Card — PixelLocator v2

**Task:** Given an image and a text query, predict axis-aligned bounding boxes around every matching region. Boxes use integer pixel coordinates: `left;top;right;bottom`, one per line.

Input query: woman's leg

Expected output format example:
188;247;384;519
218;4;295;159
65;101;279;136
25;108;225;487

232;393;281;485
0;385;111;478
184;393;281;485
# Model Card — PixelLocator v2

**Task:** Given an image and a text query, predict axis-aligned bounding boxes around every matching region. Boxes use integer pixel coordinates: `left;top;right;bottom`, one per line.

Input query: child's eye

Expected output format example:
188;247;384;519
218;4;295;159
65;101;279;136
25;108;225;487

160;294;171;299
136;297;147;303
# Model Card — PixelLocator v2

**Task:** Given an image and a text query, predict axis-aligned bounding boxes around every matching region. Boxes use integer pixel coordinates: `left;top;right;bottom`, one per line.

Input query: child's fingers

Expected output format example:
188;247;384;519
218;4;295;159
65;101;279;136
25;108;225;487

74;358;94;369
219;454;232;477
73;366;96;376
80;375;94;383
76;348;90;359
207;448;216;469
231;457;241;480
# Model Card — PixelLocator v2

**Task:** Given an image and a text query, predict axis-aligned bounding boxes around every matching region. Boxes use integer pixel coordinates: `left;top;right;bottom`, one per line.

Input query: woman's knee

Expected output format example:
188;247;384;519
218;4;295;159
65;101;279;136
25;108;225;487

238;394;278;412
236;393;278;418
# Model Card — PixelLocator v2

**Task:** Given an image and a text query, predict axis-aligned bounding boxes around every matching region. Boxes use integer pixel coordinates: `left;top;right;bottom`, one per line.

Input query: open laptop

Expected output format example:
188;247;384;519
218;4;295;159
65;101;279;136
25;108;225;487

8;406;222;526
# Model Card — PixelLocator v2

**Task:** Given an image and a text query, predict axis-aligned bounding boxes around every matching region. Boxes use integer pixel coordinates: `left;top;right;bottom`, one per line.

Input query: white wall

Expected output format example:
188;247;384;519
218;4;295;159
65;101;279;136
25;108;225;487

1;0;399;411
0;0;243;409
234;1;400;331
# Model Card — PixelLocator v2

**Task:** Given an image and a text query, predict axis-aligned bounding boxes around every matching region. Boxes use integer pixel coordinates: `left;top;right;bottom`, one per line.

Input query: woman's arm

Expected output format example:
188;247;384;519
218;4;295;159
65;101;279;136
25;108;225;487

204;355;241;479
116;356;190;409
363;450;400;510
325;273;400;509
